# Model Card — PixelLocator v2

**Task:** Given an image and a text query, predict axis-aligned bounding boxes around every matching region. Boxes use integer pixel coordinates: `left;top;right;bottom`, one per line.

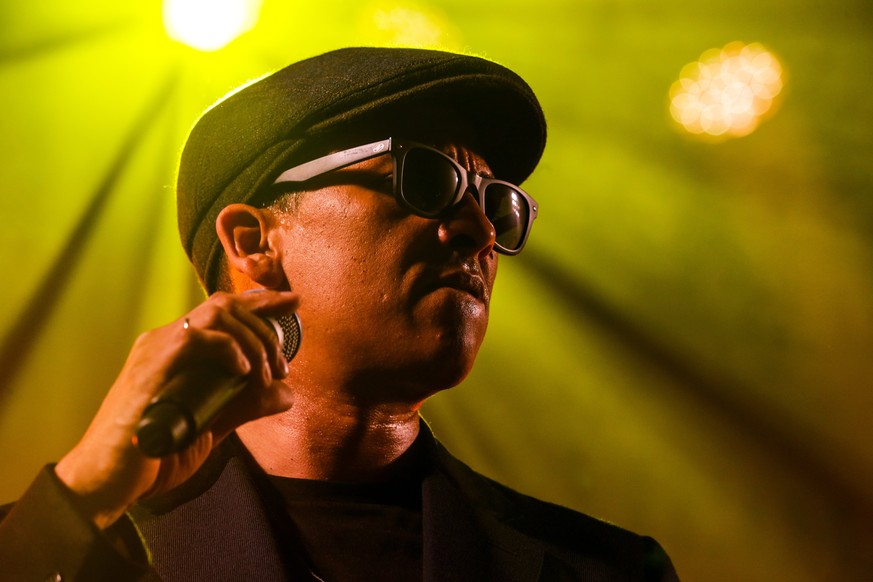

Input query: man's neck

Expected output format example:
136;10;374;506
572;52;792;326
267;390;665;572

236;384;423;483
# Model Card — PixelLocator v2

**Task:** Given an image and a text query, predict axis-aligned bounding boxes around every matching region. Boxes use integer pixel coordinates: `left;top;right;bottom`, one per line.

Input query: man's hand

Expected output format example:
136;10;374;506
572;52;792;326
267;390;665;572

54;289;299;529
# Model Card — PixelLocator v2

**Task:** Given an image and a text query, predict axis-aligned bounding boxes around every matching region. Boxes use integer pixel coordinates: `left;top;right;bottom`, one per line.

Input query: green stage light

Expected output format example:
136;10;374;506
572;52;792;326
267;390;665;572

163;0;262;51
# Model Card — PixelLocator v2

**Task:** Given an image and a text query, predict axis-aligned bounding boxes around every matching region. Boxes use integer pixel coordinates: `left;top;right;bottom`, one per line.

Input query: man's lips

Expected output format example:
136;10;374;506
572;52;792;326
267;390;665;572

435;270;488;302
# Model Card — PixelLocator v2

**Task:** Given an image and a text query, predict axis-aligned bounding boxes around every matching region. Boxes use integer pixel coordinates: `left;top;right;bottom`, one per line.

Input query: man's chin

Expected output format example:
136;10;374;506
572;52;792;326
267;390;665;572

419;337;483;392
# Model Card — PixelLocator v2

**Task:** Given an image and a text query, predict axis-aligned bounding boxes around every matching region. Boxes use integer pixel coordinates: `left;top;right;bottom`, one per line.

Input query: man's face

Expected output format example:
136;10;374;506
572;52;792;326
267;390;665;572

269;114;498;403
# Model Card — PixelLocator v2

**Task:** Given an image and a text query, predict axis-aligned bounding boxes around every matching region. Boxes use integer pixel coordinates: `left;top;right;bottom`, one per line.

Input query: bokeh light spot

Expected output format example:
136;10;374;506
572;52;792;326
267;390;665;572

670;41;785;139
360;1;461;49
163;0;262;51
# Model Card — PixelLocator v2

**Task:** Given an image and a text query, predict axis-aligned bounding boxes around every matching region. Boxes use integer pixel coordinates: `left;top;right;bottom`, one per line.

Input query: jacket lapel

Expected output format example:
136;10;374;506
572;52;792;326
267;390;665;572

132;453;289;581
422;431;545;582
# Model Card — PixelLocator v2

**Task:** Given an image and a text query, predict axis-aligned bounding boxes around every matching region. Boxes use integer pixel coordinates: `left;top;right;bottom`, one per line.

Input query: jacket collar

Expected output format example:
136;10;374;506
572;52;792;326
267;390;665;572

419;423;544;582
133;423;545;581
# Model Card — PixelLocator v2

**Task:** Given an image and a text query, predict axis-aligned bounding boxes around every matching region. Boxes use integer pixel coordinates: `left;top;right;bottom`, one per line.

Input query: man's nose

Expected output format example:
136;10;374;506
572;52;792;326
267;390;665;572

437;191;496;259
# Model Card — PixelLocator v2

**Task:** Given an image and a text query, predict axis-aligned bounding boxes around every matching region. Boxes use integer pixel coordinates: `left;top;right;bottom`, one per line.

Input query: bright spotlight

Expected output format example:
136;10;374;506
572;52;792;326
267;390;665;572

669;42;785;139
163;0;262;52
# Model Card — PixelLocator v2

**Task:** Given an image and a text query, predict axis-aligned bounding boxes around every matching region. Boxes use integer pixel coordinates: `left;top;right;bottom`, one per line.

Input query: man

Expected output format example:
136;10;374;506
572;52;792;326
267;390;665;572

0;47;679;581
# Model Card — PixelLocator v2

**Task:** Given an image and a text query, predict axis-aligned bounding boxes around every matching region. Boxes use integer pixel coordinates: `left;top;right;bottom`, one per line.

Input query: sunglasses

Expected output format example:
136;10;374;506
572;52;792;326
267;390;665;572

272;138;538;255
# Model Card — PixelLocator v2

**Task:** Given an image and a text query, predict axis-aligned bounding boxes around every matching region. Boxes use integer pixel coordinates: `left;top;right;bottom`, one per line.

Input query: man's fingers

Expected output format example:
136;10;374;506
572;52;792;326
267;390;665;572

195;290;300;381
175;327;254;377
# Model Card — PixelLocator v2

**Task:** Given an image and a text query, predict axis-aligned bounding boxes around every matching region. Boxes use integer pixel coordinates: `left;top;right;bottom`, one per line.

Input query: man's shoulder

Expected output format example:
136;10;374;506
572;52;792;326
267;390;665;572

430;439;678;580
434;443;640;543
475;469;670;561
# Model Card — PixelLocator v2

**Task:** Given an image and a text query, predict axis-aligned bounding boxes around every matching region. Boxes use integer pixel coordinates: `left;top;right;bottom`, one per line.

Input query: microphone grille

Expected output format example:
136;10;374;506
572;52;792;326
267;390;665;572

276;313;302;361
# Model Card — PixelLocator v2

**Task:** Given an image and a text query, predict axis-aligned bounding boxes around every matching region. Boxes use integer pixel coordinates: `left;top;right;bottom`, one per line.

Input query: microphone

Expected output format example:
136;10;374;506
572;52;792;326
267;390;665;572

134;313;302;457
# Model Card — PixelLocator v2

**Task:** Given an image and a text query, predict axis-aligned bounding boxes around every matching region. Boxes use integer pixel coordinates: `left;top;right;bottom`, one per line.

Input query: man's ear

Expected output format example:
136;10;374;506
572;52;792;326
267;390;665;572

216;203;286;289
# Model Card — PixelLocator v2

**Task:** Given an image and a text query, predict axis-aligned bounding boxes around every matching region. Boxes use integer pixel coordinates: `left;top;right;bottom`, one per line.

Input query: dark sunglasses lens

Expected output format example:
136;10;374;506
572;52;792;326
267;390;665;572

484;184;528;251
401;149;461;214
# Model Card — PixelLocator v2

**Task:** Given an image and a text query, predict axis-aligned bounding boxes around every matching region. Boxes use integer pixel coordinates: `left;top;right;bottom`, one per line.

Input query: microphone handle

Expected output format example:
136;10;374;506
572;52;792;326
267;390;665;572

135;373;247;457
135;313;301;457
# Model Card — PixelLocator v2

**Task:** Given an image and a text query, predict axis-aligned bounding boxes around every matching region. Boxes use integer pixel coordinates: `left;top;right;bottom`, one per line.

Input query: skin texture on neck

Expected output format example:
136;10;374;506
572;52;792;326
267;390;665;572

236;384;422;483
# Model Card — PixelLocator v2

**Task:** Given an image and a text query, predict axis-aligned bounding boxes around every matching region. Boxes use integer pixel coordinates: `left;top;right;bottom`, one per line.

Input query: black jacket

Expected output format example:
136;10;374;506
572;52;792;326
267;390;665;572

0;425;678;581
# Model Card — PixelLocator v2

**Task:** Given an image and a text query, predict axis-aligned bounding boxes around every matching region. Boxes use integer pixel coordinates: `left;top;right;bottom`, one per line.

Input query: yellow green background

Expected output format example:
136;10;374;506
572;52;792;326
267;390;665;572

1;1;871;580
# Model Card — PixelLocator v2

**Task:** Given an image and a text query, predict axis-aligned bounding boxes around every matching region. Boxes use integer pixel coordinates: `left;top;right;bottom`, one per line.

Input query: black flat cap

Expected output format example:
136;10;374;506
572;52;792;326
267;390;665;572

177;46;547;290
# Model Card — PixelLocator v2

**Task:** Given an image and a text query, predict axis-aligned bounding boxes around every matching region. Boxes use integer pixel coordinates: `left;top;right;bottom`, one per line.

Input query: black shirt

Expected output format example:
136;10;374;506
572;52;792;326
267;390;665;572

248;435;432;582
267;474;423;582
